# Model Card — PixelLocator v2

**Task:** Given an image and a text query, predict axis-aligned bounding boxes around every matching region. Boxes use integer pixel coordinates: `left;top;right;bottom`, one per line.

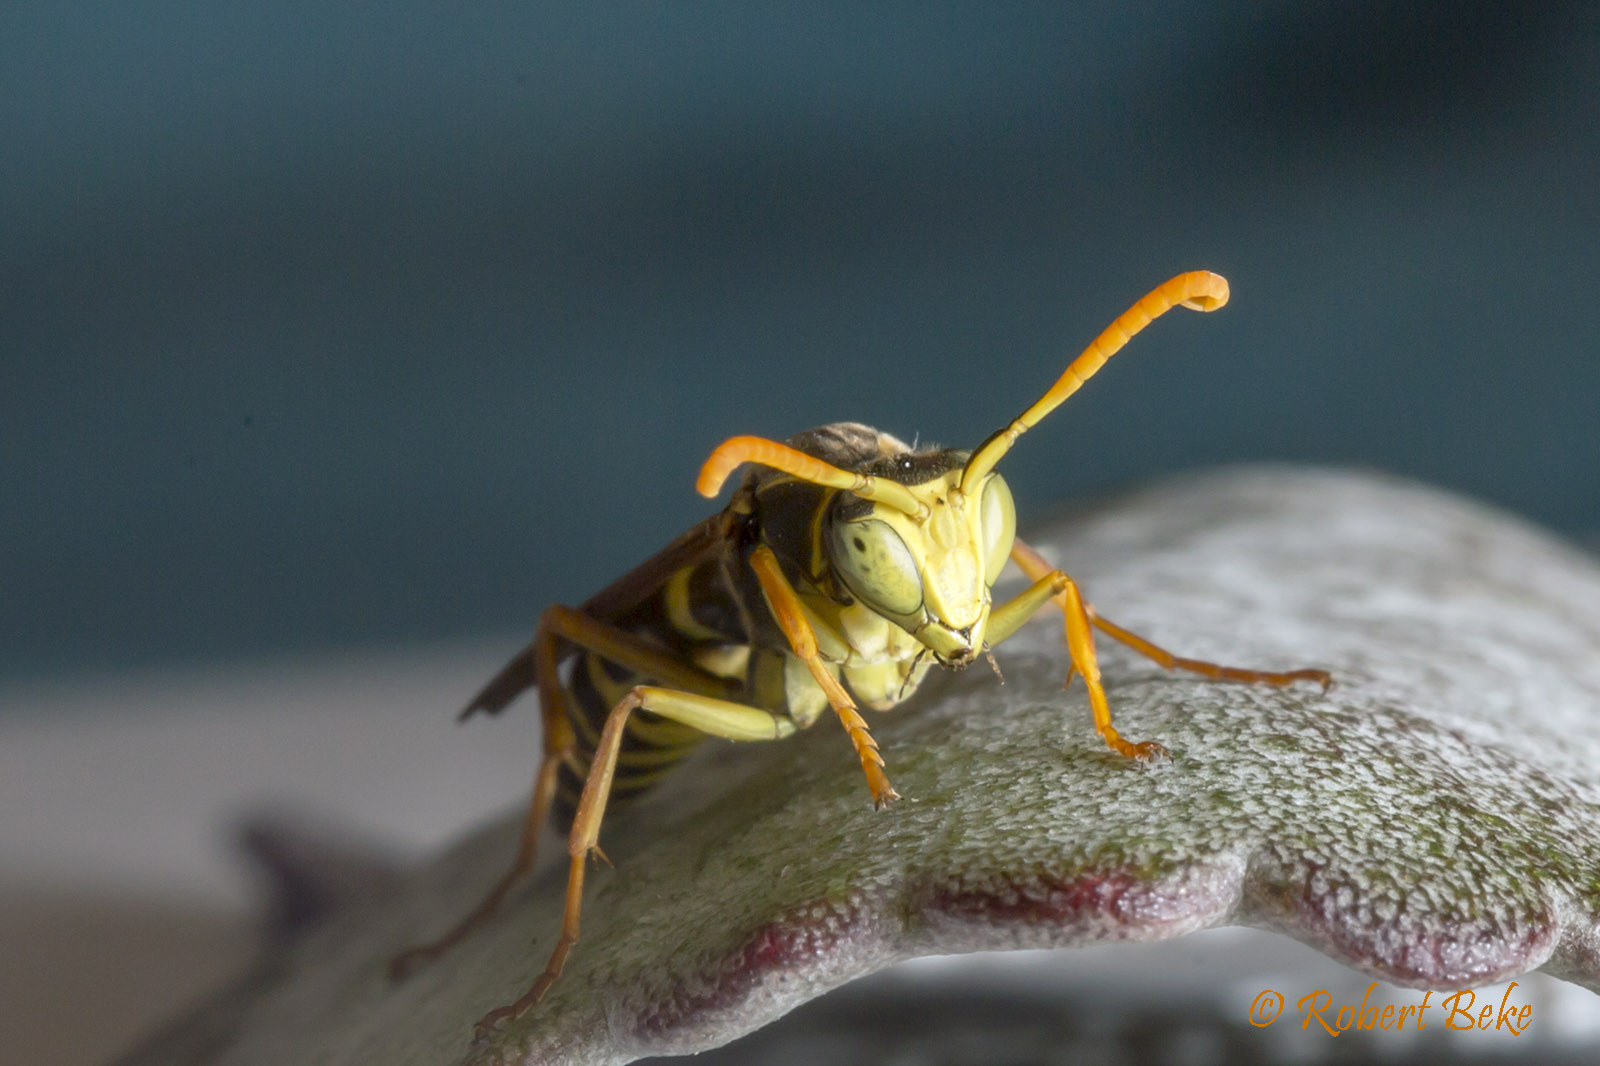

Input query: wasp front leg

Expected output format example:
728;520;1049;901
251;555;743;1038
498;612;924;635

748;545;899;806
986;558;1165;760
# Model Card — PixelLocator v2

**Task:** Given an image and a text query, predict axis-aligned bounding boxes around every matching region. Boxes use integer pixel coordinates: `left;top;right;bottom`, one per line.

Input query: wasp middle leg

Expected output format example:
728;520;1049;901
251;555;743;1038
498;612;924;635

1081;608;1332;691
998;538;1331;758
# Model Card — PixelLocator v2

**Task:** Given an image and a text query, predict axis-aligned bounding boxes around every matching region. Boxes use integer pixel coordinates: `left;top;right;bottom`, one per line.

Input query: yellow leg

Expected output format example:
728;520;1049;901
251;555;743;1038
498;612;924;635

748;544;899;807
389;604;741;982
473;685;795;1037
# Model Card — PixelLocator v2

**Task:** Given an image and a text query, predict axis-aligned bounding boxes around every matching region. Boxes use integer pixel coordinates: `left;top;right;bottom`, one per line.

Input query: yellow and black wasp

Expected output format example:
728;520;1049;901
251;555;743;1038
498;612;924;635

390;271;1331;1033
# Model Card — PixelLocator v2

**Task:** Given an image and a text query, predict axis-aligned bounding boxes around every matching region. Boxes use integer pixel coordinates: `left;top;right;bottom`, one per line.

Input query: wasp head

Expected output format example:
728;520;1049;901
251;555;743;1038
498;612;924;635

824;449;1015;667
696;273;1232;666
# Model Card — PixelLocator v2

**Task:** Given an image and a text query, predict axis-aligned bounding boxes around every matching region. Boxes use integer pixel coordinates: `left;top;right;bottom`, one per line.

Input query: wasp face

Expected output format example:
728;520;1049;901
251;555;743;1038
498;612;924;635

825;459;1016;666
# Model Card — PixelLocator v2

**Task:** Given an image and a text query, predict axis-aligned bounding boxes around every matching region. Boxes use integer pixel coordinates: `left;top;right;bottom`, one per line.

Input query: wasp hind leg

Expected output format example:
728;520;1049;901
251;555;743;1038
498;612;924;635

472;685;795;1038
389;603;737;981
388;751;566;982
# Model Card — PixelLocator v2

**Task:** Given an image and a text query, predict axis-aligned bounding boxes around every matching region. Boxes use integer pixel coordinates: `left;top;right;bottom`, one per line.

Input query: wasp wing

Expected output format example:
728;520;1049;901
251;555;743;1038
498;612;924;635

457;512;742;720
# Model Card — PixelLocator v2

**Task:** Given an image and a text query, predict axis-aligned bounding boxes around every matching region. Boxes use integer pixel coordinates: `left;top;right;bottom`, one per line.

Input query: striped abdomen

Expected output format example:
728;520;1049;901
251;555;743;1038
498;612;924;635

551;550;755;830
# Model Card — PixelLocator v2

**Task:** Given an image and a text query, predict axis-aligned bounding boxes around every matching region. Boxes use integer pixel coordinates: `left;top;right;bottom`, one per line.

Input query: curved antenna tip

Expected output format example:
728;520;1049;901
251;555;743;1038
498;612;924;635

1177;270;1229;312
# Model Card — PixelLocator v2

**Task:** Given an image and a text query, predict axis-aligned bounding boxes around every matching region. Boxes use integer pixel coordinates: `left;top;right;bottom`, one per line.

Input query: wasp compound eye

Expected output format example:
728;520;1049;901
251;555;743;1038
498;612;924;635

828;517;925;617
979;473;1016;586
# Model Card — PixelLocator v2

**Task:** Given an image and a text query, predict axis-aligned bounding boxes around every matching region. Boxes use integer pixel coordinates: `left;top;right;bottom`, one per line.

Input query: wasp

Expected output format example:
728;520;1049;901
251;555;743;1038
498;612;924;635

390;271;1331;1033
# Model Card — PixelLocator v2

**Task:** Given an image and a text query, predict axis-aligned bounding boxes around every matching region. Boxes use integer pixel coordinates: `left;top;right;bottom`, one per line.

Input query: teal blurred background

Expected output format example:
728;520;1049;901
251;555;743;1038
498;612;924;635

6;2;1598;684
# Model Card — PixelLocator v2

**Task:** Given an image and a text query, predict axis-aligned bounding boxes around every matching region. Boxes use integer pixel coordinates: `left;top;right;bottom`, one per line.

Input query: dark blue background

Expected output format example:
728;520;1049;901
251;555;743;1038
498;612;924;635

6;3;1598;685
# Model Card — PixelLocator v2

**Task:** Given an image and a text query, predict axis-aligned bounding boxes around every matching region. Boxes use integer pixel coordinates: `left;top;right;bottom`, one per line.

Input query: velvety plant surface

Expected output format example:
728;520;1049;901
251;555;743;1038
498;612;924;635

115;468;1600;1066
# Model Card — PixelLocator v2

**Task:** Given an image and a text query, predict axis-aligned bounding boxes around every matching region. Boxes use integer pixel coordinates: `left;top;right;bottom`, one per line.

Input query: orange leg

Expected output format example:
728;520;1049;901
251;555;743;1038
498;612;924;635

987;560;1167;759
388;751;564;980
473;684;793;1037
1009;538;1332;691
748;544;899;807
1085;609;1332;690
1059;574;1169;759
389;604;737;981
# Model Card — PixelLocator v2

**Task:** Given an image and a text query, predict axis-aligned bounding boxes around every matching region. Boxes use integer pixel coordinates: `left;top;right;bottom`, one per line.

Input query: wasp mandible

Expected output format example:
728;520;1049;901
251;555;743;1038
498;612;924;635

390;271;1332;1034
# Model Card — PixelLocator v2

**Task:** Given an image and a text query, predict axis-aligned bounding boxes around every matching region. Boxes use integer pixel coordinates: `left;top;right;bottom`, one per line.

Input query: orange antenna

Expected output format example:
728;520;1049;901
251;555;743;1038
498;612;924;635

960;271;1230;493
697;435;930;519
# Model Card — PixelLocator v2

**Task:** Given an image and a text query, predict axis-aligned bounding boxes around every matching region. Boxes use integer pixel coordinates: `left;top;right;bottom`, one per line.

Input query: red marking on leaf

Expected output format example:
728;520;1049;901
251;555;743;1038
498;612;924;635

630;864;1231;1043
633;898;869;1038
931;869;1146;925
1249;861;1560;987
924;864;1228;939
